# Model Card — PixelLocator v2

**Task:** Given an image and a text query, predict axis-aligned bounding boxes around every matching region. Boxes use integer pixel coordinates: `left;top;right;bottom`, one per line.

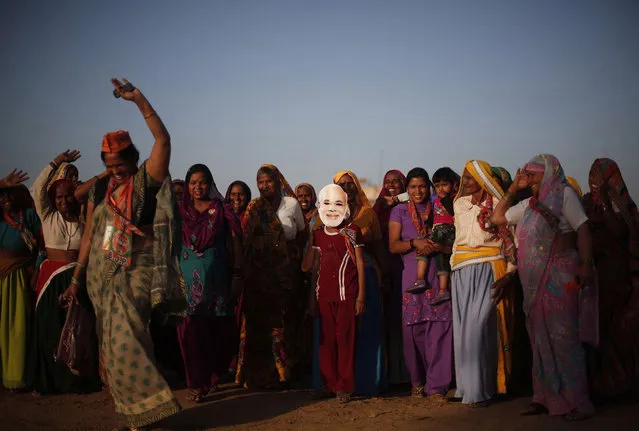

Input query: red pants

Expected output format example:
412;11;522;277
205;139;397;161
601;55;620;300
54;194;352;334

318;299;356;393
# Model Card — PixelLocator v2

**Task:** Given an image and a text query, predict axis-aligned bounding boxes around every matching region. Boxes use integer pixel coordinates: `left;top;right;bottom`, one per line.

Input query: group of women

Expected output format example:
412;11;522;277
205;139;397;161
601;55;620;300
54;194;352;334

0;79;638;430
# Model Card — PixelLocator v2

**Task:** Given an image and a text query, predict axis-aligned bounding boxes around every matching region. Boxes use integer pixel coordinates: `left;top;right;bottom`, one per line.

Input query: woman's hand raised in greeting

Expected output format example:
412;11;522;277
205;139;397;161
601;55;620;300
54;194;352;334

53;150;81;166
509;169;530;194
0;169;29;188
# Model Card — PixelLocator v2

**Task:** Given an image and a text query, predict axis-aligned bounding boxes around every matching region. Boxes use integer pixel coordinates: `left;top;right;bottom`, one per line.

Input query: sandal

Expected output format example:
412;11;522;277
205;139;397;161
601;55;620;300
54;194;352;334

520;402;547;416
337;392;352;403
430;291;451;306
411;386;425;398
426;393;447;405
406;280;429;295
186;389;208;403
468;399;491;408
563;411;593;422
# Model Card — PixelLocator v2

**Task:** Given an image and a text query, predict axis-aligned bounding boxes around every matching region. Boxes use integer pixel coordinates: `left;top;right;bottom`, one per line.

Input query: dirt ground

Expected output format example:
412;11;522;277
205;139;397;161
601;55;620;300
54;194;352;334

2;384;638;431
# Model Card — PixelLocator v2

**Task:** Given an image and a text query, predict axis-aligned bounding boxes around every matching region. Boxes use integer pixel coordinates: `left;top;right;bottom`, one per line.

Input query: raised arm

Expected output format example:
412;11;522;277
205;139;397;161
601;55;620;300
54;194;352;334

75;170;108;202
111;78;170;182
33;150;81;217
491;169;529;226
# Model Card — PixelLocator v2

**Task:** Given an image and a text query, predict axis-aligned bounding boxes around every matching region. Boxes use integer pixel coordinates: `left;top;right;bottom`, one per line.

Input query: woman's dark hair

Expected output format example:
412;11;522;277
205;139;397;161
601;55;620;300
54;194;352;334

0;185;35;217
405;167;433;191
100;143;140;165
432;167;460;186
256;166;276;181
225;180;252;203
185;164;213;187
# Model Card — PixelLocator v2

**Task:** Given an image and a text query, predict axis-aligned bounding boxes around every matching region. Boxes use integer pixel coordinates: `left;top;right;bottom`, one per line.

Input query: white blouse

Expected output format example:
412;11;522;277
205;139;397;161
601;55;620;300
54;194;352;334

277;196;306;241
32;165;83;250
453;195;503;250
505;187;587;233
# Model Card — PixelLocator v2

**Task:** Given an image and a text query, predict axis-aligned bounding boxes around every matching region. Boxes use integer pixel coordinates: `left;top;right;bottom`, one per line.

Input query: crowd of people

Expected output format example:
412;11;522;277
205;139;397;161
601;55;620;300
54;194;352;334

1;79;638;430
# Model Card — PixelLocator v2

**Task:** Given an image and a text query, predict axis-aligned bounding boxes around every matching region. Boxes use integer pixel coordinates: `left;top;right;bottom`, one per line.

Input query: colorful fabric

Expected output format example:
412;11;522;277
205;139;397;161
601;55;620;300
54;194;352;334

101;130;132;153
179;195;240;256
86;161;184;428
104;176;144;267
389;201;453;395
236;165;297;387
566;177;583;198
458;160;517;266
3;210;38;254
516;154;595;415
433;197;455;226
26;260;100;394
491;166;513;192
0;266;31;389
583;158;639;399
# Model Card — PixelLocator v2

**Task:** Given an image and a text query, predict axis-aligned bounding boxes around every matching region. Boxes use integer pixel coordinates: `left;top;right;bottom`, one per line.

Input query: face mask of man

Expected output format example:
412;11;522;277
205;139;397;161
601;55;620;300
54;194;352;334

318;184;350;228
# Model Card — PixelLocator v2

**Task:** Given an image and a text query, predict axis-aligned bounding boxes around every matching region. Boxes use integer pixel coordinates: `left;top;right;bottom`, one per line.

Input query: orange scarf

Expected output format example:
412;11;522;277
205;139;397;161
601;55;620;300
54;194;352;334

104;177;144;267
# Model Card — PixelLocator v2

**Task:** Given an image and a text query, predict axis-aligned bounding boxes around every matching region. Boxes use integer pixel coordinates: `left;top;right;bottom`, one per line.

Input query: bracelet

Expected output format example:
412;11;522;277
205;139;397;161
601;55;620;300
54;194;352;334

75;262;86;270
70;276;81;286
144;111;158;119
409;239;415;250
50;161;58;170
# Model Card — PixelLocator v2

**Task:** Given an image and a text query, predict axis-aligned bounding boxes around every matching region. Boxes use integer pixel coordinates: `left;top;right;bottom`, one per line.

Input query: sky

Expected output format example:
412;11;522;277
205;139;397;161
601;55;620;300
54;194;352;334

1;0;638;198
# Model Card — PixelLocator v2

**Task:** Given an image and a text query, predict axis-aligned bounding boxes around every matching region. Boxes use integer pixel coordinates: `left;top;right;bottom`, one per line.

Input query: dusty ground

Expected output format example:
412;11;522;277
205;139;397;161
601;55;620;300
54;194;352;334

2;384;638;431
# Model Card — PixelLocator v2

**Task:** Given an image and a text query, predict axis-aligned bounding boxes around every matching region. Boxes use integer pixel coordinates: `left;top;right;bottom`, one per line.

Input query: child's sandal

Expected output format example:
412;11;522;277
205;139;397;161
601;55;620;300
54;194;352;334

337;392;352;403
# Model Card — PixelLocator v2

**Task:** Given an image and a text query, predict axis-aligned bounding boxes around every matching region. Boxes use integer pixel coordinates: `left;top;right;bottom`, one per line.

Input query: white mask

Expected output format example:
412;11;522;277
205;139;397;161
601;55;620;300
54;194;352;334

318;184;350;228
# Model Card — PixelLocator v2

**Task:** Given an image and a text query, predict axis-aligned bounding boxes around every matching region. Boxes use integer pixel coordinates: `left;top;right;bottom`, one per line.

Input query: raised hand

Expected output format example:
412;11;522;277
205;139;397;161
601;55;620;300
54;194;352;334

54;150;81;165
111;78;141;101
510;169;530;193
0;169;29;188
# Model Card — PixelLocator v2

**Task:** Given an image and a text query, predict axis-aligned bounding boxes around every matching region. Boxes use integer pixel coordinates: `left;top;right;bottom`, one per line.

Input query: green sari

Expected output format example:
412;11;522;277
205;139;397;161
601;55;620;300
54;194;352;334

86;162;186;428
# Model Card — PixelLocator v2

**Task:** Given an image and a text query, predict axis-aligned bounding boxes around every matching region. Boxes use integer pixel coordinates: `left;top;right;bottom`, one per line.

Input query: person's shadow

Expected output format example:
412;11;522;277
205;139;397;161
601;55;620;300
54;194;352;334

156;388;319;430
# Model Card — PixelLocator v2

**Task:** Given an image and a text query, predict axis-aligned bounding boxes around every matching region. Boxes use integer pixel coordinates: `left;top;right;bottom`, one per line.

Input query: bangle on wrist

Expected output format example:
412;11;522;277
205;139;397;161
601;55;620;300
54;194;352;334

144;111;158;120
409;239;415;250
50;161;58;170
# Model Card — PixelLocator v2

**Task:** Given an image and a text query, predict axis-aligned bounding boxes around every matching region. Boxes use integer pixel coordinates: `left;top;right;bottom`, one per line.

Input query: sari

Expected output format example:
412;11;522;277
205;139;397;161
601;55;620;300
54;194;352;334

583;158;639;399
25;165;100;394
0;207;40;389
516;154;594;415
235;164;295;387
451;160;517;403
177;175;241;392
86;161;185;428
332;170;387;395
373;170;410;385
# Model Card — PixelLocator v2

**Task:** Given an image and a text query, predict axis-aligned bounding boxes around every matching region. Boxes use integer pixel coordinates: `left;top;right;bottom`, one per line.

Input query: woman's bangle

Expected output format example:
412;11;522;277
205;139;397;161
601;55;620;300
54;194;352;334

50;161;58;170
409;239;415;250
70;276;81;286
144;111;158;120
75;262;86;270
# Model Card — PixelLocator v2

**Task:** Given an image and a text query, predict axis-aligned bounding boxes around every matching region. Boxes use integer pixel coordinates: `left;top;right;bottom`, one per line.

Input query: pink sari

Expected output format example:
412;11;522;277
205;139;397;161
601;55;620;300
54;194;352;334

516;154;596;416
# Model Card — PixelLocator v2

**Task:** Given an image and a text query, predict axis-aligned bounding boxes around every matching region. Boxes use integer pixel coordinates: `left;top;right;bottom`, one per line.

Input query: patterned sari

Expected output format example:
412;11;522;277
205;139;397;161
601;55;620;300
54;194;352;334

235;165;295;387
516;154;595;416
583;158;639;399
86;162;185;428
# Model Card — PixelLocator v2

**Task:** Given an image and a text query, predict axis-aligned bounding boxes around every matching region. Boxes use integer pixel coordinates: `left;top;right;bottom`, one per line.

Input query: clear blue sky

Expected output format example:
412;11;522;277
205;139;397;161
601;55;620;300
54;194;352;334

1;0;638;198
